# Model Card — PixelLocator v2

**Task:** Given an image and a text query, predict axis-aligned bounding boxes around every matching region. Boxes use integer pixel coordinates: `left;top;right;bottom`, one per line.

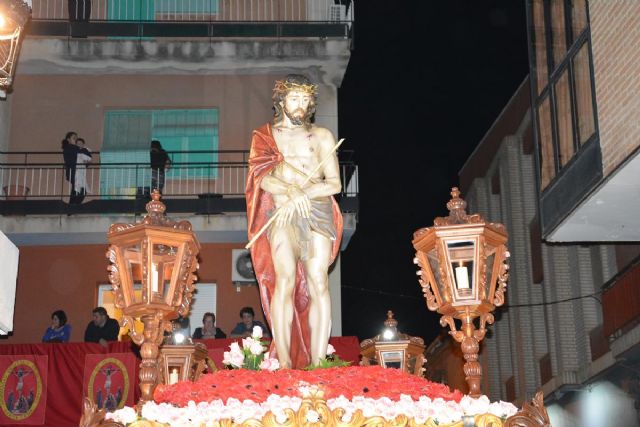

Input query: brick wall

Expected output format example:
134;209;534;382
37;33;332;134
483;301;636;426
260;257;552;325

589;0;640;174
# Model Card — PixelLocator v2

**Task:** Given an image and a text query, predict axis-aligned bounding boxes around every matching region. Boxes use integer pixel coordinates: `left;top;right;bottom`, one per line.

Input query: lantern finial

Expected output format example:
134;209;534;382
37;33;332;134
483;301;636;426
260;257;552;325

434;187;483;226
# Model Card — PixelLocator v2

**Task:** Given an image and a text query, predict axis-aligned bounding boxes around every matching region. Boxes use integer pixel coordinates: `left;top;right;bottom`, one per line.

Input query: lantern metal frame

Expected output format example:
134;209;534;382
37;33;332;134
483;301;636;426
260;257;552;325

106;190;200;407
158;342;209;385
412;188;509;397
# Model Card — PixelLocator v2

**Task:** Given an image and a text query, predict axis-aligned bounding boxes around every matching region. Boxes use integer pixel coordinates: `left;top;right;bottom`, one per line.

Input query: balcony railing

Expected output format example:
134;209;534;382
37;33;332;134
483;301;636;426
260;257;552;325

31;0;354;23
0;149;359;215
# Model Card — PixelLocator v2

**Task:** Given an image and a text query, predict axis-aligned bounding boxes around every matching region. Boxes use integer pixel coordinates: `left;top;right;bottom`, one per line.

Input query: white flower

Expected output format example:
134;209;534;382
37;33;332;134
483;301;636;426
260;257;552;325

223;350;245;368
460;395;491;416
105;406;137;424
326;343;336;355
259;357;280;371
242;337;254;350
250;340;265;356
229;342;242;353
488;400;518;418
252;325;263;339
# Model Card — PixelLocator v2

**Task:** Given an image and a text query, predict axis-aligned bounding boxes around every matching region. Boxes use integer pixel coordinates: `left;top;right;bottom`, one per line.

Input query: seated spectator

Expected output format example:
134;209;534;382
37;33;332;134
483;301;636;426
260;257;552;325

84;307;120;347
42;310;71;343
192;312;226;340
230;306;270;339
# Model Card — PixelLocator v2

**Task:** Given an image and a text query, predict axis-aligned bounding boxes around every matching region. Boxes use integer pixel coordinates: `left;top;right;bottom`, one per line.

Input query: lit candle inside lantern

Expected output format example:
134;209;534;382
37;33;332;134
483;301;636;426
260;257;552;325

169;368;179;385
455;263;470;289
151;263;159;293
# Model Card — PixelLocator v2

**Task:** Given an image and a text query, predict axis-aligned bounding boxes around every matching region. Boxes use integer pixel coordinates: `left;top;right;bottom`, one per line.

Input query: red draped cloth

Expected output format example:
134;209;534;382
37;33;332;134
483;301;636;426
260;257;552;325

246;123;343;369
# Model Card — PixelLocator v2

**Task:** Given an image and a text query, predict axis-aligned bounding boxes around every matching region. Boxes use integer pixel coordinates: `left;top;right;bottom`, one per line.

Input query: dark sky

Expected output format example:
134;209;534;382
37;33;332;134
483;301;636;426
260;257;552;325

337;1;529;343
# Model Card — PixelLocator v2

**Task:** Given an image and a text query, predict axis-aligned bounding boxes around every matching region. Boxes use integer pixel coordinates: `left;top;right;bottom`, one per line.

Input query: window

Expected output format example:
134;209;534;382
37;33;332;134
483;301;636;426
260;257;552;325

532;0;548;94
554;70;574;167
100;109;219;196
573;43;595;145
107;0;219;21
550;0;567;68
97;283;217;339
528;0;597;191
538;97;555;188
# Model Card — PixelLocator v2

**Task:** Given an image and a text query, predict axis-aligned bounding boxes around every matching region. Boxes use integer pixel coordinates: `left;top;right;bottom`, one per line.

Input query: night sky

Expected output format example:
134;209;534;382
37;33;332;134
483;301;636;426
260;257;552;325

337;2;530;343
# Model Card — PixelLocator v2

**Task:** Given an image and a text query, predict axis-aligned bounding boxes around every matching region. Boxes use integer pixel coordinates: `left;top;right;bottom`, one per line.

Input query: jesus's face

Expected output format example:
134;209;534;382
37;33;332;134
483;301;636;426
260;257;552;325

283;90;312;126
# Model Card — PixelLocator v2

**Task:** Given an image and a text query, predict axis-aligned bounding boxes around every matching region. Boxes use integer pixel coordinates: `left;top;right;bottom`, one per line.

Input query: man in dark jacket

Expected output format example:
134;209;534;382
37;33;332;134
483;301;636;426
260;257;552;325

84;307;120;348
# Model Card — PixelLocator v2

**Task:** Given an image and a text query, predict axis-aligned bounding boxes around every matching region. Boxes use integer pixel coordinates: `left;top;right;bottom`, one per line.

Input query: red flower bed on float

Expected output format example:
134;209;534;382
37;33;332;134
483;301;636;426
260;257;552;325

154;366;463;406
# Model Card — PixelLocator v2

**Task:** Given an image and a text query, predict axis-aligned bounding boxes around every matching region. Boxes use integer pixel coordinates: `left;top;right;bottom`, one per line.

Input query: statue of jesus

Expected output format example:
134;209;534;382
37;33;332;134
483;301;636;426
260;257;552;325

245;74;344;369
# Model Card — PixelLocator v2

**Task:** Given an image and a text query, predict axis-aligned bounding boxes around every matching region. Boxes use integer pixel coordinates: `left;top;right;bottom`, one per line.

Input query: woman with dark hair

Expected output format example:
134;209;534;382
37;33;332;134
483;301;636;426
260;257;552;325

42;310;71;343
230;306;270;338
192;312;226;340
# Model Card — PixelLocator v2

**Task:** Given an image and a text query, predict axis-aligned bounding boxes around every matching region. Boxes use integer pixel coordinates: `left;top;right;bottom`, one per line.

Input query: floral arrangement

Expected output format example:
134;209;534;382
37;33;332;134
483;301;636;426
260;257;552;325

108;372;517;426
104;331;519;426
221;326;280;371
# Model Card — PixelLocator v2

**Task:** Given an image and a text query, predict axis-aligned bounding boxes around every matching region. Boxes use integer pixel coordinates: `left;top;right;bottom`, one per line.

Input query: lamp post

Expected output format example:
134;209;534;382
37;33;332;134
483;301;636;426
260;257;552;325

360;311;426;376
0;0;31;98
106;190;200;406
412;188;509;397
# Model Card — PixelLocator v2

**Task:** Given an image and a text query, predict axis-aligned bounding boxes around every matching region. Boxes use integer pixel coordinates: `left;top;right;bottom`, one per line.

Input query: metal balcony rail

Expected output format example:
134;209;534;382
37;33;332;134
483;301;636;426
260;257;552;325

0;150;359;202
32;0;354;23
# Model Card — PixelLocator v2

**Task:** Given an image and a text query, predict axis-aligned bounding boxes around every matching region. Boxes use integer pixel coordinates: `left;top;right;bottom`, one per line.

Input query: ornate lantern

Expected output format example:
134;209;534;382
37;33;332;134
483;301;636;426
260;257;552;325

106;190;200;405
0;0;31;97
360;311;426;376
158;343;208;385
412;188;509;397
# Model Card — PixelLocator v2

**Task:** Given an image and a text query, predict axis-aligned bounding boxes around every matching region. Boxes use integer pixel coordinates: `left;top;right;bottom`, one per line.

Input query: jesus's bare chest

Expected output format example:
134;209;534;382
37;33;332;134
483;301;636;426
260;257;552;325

273;130;320;172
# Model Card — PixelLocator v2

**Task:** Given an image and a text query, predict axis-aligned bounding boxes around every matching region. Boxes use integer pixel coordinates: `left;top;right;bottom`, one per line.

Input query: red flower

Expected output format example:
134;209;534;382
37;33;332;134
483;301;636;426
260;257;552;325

153;366;462;406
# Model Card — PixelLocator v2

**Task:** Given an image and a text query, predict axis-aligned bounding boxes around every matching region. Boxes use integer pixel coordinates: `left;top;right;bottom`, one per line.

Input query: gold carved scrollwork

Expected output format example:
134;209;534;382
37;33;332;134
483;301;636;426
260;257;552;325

474;414;506;427
503;392;551;427
478;241;488;300
121;315;144;345
415;252;438;311
493;250;510;307
435;244;452;303
440;315;464;343
106;246;126;309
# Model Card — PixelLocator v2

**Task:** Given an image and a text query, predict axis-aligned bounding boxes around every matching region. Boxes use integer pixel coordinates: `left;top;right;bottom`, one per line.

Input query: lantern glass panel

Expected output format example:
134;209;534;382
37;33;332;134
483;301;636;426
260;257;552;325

379;350;404;370
124;243;144;304
150;243;178;303
483;250;496;300
426;248;448;301
446;240;475;300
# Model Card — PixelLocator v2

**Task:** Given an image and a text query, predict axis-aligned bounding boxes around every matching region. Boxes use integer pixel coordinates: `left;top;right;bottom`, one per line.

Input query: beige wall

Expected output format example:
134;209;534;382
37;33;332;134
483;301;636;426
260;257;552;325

9;74;277;154
10;73;339;156
5;242;265;344
590;0;640;175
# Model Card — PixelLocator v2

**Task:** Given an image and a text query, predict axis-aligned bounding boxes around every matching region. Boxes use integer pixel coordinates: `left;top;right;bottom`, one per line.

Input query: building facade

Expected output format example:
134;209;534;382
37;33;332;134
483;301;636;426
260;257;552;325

0;0;359;343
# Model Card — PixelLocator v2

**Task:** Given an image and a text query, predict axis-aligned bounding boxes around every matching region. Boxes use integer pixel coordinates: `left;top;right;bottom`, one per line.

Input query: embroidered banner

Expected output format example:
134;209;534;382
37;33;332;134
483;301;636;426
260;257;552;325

0;355;48;425
82;353;135;413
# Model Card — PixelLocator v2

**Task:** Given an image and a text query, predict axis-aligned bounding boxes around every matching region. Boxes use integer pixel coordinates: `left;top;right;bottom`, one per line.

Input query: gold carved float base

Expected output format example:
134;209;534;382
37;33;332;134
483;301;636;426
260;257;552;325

81;391;550;427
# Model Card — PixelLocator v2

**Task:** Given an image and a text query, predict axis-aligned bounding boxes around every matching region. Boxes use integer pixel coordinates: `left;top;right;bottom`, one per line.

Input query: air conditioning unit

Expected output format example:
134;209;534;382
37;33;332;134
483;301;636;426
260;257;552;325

231;249;257;284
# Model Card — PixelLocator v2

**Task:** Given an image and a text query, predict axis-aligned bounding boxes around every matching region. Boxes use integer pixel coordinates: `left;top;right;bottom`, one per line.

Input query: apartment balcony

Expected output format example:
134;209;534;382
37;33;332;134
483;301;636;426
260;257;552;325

18;0;354;79
0;150;358;246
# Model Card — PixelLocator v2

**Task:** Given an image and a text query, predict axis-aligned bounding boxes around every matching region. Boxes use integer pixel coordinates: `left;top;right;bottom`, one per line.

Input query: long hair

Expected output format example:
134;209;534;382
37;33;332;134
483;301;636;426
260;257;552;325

52;310;67;326
272;74;317;128
61;131;77;149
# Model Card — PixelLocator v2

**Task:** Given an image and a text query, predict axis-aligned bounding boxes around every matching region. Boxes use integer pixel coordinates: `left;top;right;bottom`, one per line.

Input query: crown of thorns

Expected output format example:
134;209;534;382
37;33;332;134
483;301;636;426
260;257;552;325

273;80;318;96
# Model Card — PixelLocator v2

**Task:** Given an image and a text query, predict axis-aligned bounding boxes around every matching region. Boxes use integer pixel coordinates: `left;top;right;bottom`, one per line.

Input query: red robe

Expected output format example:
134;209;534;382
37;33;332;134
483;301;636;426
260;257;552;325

245;123;344;369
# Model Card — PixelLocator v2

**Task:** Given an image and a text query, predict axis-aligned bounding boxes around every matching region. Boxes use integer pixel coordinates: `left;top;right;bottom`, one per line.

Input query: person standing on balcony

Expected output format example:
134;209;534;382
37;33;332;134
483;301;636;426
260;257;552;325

74;138;92;199
245;75;343;368
61;131;83;205
150;140;171;193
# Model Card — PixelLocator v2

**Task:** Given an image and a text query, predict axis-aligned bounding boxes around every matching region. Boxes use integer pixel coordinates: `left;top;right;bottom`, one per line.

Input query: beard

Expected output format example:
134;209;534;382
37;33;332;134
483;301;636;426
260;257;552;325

284;106;311;126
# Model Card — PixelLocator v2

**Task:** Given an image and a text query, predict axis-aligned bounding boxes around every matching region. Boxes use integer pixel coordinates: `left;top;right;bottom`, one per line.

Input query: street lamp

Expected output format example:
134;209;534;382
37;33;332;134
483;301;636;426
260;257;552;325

106;190;201;406
0;0;31;98
412;188;509;397
360;311;426;376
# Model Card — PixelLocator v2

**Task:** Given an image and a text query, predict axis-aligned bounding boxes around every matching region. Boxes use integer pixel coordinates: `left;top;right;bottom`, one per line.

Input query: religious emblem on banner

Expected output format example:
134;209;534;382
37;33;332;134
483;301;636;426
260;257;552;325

0;356;48;425
83;355;134;413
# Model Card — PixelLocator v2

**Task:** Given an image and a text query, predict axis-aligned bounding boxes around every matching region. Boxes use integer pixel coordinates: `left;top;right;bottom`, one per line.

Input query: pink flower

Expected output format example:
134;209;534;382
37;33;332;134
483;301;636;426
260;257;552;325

259;357;280;371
